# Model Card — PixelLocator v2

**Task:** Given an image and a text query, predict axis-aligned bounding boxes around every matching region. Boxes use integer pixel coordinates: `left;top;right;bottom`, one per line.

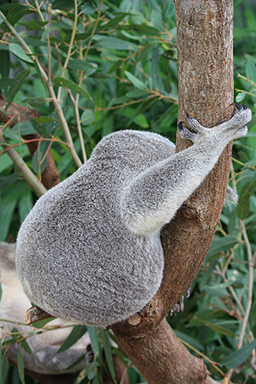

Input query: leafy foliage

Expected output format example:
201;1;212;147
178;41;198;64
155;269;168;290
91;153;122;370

0;0;255;383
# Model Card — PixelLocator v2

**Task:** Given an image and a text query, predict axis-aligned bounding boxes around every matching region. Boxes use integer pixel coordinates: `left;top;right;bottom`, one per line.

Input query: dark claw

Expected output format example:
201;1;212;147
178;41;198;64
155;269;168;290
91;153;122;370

177;121;184;131
230;103;249;116
231;103;244;111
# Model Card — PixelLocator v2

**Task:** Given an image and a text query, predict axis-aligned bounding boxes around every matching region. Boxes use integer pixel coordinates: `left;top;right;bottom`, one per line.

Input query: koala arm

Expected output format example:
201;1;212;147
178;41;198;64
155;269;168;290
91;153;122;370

121;105;251;236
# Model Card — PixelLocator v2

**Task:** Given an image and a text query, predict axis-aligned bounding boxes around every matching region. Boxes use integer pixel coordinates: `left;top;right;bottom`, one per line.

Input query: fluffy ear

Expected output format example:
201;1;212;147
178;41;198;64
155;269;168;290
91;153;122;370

224;185;238;206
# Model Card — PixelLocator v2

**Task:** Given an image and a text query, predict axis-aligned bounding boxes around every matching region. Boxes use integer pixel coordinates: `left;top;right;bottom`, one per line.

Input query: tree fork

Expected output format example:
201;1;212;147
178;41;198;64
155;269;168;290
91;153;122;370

112;1;234;383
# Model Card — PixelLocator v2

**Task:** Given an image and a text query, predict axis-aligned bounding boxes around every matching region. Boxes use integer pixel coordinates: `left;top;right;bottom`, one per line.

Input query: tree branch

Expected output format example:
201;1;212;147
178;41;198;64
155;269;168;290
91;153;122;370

112;1;234;383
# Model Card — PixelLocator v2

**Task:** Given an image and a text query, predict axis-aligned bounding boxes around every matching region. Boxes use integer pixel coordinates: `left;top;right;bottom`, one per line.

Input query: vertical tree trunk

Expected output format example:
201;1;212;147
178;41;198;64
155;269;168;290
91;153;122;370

112;1;234;383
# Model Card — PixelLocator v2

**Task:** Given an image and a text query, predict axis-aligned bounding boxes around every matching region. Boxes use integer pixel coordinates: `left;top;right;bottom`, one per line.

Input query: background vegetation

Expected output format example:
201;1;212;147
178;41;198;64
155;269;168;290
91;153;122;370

0;0;255;383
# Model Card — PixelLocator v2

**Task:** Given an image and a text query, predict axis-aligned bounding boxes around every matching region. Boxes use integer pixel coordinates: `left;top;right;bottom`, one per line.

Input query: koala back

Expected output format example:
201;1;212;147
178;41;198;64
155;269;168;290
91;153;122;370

16;130;174;326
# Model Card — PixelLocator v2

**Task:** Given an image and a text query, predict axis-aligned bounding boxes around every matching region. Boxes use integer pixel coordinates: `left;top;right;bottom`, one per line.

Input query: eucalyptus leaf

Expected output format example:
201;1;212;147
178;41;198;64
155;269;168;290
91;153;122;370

54;77;93;101
246;58;256;85
87;326;100;357
17;345;25;384
9;43;33;64
124;71;147;90
220;338;256;368
57;325;87;354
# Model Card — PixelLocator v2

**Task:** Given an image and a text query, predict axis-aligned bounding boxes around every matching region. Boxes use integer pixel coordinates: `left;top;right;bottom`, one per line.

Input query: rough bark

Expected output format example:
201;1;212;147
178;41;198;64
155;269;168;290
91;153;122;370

0;95;60;189
112;1;234;383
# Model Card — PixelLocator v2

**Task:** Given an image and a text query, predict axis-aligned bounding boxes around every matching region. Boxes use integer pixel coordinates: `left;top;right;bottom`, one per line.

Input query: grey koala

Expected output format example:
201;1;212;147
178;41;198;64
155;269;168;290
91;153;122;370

16;104;251;327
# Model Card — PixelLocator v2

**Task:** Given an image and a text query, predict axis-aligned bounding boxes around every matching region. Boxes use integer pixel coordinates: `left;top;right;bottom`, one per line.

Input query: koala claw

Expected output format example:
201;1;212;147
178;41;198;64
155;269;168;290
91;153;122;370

178;116;205;142
230;103;249;115
178;121;196;141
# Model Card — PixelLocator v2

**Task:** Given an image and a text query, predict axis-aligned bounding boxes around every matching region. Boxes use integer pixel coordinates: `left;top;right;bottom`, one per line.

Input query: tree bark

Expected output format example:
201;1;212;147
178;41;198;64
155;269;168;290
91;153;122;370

112;1;234;383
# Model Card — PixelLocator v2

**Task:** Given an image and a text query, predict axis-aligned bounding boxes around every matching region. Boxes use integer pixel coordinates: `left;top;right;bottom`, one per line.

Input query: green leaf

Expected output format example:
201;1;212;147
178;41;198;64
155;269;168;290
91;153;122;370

150;46;160;89
124;71;147;90
23;97;48;107
6;69;31;108
0;174;19;189
102;13;130;29
100;329;116;383
3;4;33;25
206;236;238;259
203;282;230;297
235;91;246;103
54;77;93;101
32;317;55;329
205;323;235;337
68;60;97;74
26;20;49;31
2;127;22;141
246;58;256;85
52;0;75;10
12;121;37;136
0;344;9;383
17;345;25;384
238;177;256;219
20;339;32;354
32;140;51;174
174;330;204;351
0;195;17;241
57;325;87;354
0;78;18;90
87;326;100;357
220;338;256;368
94;36;136;51
0;50;10;79
81;110;95;126
34;116;57;124
9;43;33;64
18;191;33;222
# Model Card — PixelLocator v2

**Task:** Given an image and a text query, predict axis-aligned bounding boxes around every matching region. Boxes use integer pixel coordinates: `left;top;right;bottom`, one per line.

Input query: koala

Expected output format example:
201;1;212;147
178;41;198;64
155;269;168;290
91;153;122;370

15;104;251;327
0;242;93;374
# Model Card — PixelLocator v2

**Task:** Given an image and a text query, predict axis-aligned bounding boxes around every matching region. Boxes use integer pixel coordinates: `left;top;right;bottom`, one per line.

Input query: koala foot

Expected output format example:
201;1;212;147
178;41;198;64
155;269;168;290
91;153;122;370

224;185;238;206
178;104;251;143
177;118;207;142
220;103;251;140
170;287;191;316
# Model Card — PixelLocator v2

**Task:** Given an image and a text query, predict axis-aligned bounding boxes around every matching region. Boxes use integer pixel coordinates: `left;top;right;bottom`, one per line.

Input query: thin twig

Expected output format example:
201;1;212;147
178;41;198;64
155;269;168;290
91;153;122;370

57;0;79;101
0;131;47;196
72;0;104;163
215;265;245;316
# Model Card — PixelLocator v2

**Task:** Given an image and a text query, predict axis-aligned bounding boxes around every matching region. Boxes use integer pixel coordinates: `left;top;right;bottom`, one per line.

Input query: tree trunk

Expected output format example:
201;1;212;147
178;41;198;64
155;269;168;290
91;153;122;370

112;1;234;383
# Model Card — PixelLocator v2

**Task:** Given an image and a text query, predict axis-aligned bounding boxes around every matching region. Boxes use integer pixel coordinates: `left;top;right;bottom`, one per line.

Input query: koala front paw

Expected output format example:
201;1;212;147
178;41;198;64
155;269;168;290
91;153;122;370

220;104;251;140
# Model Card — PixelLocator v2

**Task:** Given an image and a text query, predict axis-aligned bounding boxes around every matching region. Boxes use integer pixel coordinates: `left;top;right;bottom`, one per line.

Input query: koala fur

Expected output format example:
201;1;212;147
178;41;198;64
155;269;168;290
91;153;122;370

16;105;251;327
0;242;93;374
